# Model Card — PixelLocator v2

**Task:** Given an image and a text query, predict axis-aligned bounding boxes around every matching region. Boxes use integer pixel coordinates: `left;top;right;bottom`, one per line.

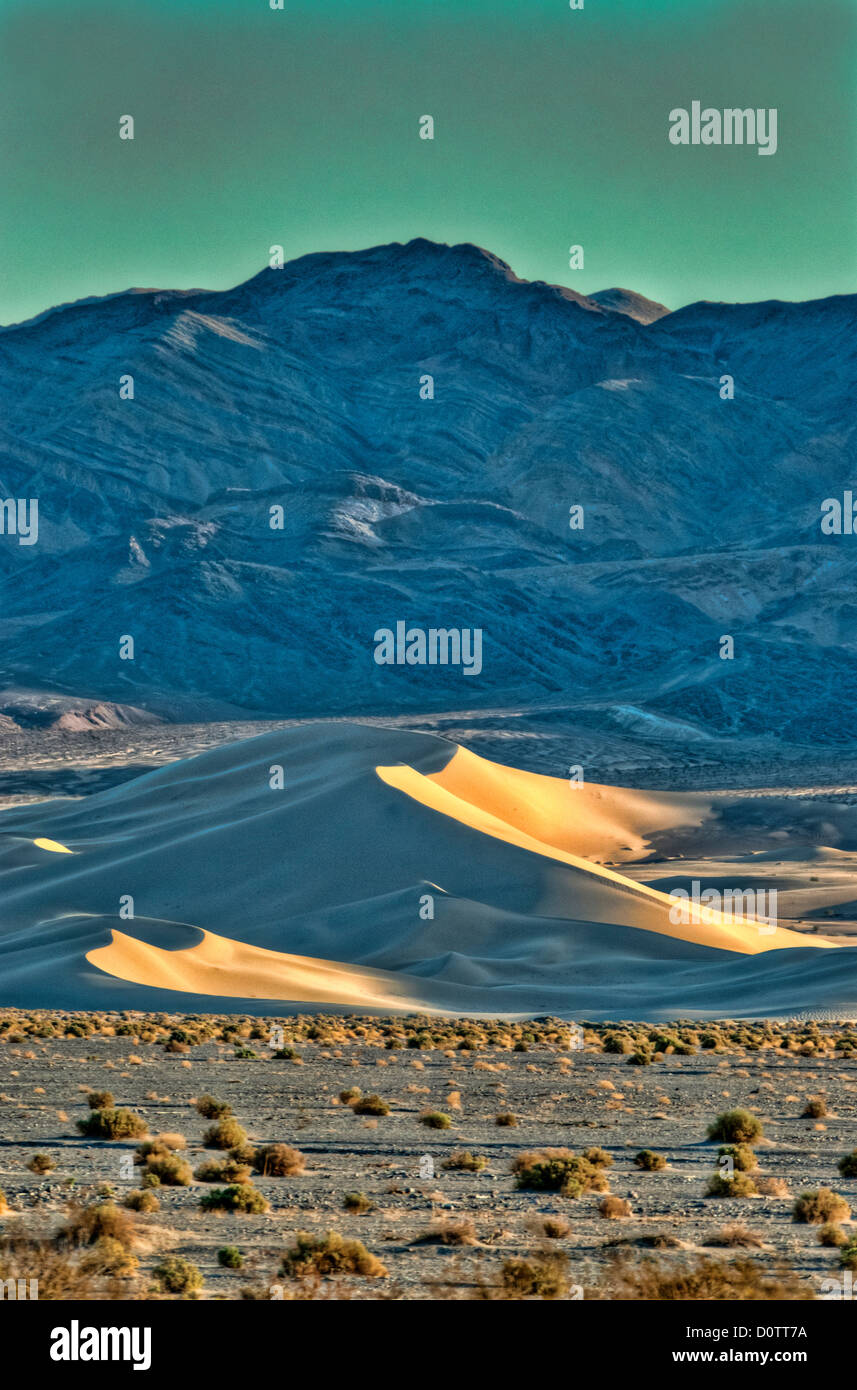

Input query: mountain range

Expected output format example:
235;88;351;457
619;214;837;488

1;239;855;744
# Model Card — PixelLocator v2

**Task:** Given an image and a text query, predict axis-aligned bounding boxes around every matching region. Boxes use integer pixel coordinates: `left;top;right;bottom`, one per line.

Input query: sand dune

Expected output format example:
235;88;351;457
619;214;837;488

87;925;430;1010
0;722;854;1019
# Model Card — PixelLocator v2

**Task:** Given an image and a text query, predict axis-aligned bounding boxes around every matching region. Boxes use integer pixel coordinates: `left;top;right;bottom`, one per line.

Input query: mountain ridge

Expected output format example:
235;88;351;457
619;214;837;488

1;238;855;744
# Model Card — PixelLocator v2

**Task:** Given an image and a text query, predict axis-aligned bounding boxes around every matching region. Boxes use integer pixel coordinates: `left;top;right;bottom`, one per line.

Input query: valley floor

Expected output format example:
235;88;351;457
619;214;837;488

1;1013;856;1300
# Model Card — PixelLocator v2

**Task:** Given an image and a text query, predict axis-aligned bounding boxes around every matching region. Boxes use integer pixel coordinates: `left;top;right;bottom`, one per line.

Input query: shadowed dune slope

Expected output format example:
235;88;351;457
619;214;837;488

0;722;853;1019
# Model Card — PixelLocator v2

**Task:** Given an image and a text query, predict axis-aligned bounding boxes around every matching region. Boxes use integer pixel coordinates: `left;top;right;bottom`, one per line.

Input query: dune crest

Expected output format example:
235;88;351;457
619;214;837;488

86;927;427;1009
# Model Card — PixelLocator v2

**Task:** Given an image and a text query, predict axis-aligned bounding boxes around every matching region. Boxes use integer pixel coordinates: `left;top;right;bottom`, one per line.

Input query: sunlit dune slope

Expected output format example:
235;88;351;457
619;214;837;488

86;927;429;1010
423;744;712;863
377;748;836;957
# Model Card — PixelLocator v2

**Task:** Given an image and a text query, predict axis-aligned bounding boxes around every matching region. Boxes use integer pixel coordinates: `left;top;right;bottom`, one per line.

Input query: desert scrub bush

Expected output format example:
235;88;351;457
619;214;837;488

199;1184;269;1214
717;1144;758;1173
203;1118;248;1150
124;1189;159;1213
706;1109;763;1144
706;1171;758;1199
603;1253;811;1301
273;1045;301;1060
704;1222;763;1248
229;1142;257;1166
339;1087;361;1104
218;1246;243;1269
195;1094;232;1120
419;1111;452;1130
499;1252;569;1299
819;1223;847;1248
0;1191;7;1216
413;1217;477;1247
495;1112;518;1127
539;1215;571;1239
27;1153;55;1175
342;1191;373;1213
0;1233;124;1301
252;1144;305;1177
279;1231;387;1278
351;1094;389;1117
628;1048;653;1066
441;1150;487;1172
755;1177;790;1198
77;1107;148;1140
152;1256;203;1296
86;1091;114;1110
635;1150;667;1172
145;1132;186;1152
583;1147;613;1168
599;1196;632;1219
144;1152;193;1187
837;1150;857;1178
840;1238;857;1270
512;1149;609;1198
194;1157;251;1184
801;1096;828;1118
80;1236;138;1277
60;1201;136;1250
792;1189;850;1225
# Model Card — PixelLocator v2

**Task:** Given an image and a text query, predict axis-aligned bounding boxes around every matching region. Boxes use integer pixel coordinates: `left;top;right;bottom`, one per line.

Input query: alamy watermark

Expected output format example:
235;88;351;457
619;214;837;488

669;880;778;935
374;622;482;676
0;498;38;545
669;102;777;156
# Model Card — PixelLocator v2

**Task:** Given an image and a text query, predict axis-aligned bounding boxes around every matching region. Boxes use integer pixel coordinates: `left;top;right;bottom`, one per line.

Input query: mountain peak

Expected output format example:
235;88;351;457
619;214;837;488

586;287;671;324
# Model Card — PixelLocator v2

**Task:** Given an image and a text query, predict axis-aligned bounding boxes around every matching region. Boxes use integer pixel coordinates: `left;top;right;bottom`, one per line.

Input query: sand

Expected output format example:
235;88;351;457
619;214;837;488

0;722;854;1019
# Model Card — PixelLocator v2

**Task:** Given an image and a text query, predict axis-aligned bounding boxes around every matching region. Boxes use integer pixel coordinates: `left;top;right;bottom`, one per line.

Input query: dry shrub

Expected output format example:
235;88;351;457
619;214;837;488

203;1118;247;1150
498;1251;570;1300
125;1189;159;1213
352;1095;389;1116
419;1111;451;1129
706;1109;763;1144
756;1176;790;1198
195;1157;251;1184
195;1094;232;1120
512;1149;609;1198
704;1223;764;1248
635;1150;667;1171
27;1153;55;1175
60;1200;136;1250
441;1150;487;1172
77;1108;148;1140
199;1184;269;1214
801;1096;828;1118
412;1218;477;1247
252;1144;305;1177
598;1195;632;1219
792;1188;850;1225
819;1223;847;1248
144;1152;193;1187
538;1215;571;1239
152;1255;203;1295
86;1091;114;1110
279;1231;387;1278
603;1252;812;1301
0;1234;127;1300
705;1171;758;1198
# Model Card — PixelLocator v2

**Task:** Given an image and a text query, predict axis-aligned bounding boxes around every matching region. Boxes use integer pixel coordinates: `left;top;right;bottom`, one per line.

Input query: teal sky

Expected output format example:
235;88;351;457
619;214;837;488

1;0;854;325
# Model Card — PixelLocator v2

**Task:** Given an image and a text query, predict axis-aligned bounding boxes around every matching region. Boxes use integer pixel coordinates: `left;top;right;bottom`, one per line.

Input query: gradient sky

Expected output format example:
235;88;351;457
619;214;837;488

1;0;854;325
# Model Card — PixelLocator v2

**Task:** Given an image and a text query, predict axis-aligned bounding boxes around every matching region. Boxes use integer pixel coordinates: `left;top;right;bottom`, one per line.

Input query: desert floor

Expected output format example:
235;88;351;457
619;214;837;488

1;1013;856;1299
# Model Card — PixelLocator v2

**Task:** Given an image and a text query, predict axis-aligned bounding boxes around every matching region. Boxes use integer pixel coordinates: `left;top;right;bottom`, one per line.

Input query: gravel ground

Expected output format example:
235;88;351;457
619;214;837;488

2;1021;856;1299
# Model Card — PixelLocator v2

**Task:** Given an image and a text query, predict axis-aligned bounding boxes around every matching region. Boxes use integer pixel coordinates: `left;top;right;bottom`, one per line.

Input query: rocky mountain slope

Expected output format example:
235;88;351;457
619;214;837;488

1;239;855;744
